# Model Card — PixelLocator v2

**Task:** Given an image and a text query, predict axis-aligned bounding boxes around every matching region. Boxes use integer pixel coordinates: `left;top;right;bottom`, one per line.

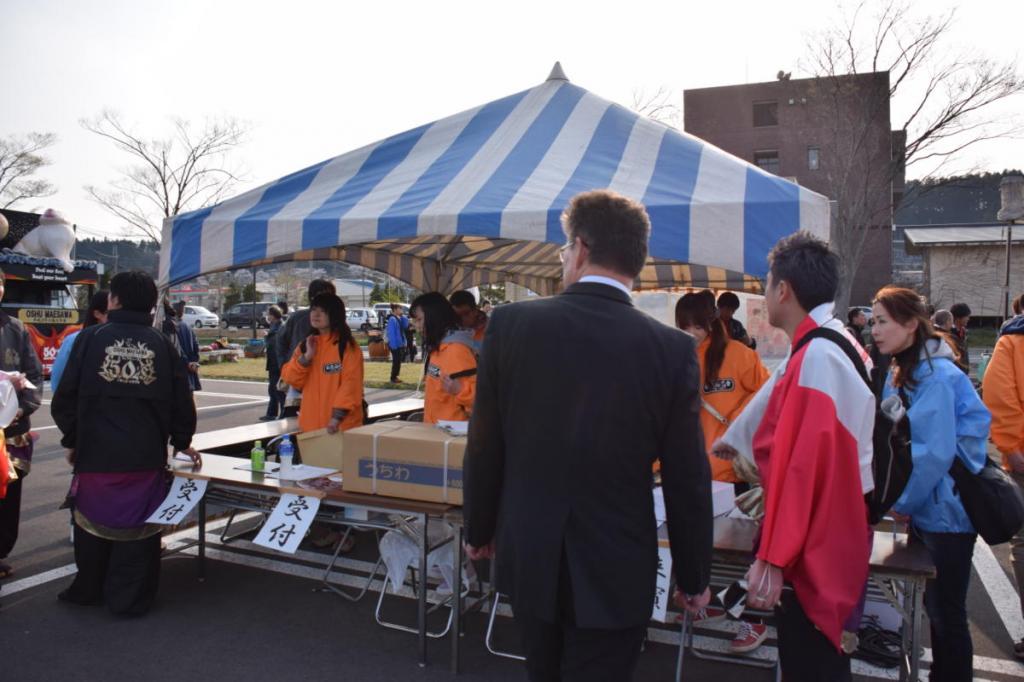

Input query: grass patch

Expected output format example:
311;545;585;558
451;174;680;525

198;331;376;347
968;327;997;349
199;356;423;390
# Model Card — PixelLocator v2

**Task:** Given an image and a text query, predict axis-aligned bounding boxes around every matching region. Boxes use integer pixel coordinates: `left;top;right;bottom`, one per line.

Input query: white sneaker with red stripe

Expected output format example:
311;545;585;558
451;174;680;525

682;605;726;625
730;621;768;654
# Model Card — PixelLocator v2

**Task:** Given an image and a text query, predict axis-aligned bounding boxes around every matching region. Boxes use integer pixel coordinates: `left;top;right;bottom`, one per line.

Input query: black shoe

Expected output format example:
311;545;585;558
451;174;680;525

58;589;100;606
258;415;277;421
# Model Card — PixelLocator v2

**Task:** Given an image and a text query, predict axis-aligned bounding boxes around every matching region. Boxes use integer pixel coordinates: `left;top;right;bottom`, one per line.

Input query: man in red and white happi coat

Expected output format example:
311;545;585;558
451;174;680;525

714;233;874;681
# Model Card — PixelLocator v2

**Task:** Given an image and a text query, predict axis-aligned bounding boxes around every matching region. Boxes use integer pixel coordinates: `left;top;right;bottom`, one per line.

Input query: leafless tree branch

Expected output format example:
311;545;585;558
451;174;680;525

631;86;681;129
800;0;1024;310
0;132;58;209
81;112;248;244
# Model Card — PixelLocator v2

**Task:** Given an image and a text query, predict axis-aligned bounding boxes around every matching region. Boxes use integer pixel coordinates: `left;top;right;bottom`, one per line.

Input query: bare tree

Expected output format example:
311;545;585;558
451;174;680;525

631;86;681;129
0;132;58;209
82;112;247;243
802;1;1024;310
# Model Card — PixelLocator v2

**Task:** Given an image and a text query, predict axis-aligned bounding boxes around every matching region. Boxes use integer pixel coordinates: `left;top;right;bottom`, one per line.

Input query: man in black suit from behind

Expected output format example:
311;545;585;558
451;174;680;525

463;190;713;681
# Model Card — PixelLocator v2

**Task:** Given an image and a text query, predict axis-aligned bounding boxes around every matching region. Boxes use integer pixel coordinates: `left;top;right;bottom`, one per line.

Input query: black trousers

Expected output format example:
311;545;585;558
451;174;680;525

390;348;404;382
63;522;161;616
266;371;284;417
0;469;26;559
516;550;645;682
406;335;417;362
775;589;852;681
917;530;976;682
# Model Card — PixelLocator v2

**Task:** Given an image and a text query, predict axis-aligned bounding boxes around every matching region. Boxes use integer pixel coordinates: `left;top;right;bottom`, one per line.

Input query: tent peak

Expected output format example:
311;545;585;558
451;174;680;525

546;62;569;82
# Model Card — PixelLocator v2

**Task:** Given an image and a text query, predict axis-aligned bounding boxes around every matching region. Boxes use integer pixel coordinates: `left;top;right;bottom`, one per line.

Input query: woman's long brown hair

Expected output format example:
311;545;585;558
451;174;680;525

675;292;729;385
872;286;950;390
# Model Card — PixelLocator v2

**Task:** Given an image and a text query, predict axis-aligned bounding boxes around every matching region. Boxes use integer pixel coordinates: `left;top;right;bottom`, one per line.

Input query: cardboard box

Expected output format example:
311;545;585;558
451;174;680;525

342;422;465;505
296;428;344;471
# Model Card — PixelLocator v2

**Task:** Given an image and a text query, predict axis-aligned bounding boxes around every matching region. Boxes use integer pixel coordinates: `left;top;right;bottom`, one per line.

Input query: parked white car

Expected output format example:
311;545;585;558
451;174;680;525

180;305;220;329
346;307;379;332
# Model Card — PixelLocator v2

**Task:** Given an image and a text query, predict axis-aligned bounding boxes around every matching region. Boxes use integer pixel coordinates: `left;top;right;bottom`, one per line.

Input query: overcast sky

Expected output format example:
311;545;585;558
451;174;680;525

2;0;1021;239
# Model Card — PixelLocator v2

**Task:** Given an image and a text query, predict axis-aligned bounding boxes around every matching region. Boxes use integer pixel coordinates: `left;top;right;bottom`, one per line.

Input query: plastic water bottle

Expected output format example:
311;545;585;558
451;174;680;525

978;351;992;382
278;435;294;478
250;440;265;472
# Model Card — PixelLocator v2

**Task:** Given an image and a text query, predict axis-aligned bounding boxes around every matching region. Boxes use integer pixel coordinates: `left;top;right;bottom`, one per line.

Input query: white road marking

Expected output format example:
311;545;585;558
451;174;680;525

2;563;78;594
974;540;1024;641
197;400;266;411
195;391;271;400
2;518;238;597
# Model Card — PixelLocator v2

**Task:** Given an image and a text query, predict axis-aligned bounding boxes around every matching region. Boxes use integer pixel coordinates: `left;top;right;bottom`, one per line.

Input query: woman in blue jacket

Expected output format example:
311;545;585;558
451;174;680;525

50;291;109;392
872;286;990;682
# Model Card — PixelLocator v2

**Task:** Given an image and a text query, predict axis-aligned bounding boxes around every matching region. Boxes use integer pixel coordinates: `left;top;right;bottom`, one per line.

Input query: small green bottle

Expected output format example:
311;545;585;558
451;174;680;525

251;440;265;472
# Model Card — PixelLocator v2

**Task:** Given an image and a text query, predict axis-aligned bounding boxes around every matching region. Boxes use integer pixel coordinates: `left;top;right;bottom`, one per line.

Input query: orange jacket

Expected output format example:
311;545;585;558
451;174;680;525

281;334;364;433
982;331;1024;468
424;336;477;423
697;338;770;482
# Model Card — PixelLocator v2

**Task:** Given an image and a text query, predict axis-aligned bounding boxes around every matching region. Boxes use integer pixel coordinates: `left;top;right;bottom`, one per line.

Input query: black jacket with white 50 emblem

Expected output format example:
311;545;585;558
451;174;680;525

52;309;197;474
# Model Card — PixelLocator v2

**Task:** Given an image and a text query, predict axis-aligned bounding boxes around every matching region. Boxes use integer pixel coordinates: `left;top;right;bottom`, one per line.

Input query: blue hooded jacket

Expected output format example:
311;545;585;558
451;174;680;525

884;338;991;533
385;314;406;349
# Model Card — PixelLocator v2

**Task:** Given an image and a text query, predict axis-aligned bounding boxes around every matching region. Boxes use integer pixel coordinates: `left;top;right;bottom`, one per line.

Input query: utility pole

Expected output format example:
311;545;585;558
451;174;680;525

251;267;258;340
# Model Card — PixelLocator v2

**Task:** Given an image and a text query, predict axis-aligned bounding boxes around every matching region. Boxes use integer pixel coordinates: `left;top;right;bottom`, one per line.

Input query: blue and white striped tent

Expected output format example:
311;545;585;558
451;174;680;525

159;64;829;295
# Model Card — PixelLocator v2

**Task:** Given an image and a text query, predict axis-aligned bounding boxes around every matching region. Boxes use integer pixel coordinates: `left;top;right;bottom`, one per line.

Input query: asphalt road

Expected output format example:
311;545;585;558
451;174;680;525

2;379;1024;681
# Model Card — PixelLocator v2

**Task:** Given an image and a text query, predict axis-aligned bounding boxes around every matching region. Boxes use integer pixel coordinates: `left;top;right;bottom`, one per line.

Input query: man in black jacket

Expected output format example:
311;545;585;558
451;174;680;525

0;266;43;580
463;190;713;681
52;270;198;615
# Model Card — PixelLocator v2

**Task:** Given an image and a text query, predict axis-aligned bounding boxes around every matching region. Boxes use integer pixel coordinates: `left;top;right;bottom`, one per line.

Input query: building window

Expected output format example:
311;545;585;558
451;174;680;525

753;101;778;127
754;150;780;174
807;146;820;170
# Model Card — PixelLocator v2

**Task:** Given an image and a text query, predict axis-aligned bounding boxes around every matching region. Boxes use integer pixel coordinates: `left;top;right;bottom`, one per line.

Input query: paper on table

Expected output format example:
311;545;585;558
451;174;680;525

263;463;338;481
147;477;208;525
436;420;468;437
233;462;281;473
652;487;667;525
253;494;321;554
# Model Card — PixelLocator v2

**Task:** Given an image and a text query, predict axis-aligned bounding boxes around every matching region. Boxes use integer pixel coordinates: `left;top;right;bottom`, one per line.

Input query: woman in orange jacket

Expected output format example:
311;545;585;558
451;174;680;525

675;292;769;488
410;292;476;423
281;293;364;434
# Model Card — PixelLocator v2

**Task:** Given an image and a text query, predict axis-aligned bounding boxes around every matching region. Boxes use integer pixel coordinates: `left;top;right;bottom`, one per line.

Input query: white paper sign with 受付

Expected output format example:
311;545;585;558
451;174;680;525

146;477;208;525
651;544;674;622
253;494;322;554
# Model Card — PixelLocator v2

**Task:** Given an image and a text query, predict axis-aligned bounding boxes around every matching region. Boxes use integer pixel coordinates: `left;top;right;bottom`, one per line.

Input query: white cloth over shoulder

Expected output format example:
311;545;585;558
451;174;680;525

718;303;875;494
0;374;20;429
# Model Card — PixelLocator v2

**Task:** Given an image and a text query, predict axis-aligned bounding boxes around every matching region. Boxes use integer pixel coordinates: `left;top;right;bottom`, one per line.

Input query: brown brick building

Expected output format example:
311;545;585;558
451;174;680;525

684;73;903;304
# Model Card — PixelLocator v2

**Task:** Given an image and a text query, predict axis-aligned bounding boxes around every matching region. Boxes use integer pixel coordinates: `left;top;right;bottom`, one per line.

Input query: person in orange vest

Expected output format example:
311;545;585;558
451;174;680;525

281;293;364;553
450;289;488;349
411;293;477;423
982;305;1024;659
281;293;364;435
676;291;771;654
676;292;770;489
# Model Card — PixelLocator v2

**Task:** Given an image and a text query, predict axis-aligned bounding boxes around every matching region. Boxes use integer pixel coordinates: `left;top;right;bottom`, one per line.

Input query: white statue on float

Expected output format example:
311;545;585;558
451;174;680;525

14;208;76;272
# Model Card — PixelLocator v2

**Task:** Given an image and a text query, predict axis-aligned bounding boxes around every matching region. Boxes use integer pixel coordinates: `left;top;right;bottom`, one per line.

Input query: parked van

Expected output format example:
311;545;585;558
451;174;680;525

346;307;380;332
221;302;273;329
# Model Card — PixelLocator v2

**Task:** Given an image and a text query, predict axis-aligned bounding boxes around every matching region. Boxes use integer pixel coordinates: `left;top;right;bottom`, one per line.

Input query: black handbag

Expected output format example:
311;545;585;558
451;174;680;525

949;456;1024;545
